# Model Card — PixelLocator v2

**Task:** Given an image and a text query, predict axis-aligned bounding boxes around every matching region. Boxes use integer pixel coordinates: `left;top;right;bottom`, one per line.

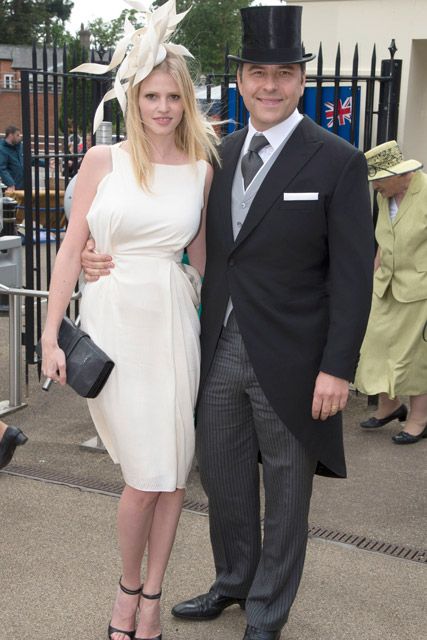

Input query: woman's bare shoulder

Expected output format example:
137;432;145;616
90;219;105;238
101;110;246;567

83;144;112;164
79;144;113;176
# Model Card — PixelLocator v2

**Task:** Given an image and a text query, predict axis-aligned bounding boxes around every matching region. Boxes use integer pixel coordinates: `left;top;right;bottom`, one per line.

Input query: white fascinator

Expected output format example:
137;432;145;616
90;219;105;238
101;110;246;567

71;0;193;132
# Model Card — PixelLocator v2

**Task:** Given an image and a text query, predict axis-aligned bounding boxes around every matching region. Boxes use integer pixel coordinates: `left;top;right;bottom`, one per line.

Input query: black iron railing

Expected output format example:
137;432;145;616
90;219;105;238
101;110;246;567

19;39;401;374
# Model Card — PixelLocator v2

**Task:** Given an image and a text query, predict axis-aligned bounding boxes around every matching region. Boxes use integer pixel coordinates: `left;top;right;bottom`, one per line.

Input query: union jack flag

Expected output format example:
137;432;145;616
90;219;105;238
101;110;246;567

300;86;361;143
324;97;353;128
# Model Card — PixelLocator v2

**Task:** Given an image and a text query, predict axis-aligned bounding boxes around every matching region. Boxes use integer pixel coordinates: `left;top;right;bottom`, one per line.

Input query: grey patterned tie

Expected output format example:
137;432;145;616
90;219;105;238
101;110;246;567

241;134;269;189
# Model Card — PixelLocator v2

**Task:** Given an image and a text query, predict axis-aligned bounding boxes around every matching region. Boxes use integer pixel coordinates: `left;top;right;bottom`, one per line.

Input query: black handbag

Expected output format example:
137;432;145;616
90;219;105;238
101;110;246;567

37;316;114;398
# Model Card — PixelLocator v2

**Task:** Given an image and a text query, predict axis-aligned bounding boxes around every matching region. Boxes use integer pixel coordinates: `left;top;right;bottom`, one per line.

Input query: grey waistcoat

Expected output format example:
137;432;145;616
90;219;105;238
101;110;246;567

224;133;293;324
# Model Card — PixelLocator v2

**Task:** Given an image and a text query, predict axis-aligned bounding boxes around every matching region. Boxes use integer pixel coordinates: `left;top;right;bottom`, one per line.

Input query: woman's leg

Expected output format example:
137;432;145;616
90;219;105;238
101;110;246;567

374;392;401;418
136;489;185;638
404;393;427;436
110;485;160;640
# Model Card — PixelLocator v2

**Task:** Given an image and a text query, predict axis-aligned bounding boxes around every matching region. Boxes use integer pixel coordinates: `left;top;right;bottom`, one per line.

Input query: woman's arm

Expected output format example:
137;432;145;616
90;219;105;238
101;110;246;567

41;145;112;384
186;163;214;277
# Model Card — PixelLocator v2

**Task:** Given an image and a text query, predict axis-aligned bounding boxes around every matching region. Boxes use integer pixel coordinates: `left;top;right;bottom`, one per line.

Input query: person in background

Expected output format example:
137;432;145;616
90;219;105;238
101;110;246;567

0;127;27;467
0;421;28;469
62;132;93;178
356;140;427;445
0;125;24;193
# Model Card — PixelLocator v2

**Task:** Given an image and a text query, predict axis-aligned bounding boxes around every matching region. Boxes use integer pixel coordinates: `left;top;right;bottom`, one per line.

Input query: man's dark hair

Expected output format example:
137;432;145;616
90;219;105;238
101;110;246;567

5;125;20;137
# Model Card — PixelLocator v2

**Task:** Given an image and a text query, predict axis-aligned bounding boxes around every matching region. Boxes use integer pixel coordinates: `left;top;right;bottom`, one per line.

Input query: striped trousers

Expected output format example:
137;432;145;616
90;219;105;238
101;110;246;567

196;312;317;631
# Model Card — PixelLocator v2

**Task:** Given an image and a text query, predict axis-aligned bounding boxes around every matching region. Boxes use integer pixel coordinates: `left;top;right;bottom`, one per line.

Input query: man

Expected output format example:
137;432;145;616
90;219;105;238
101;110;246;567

82;6;374;638
0;125;24;193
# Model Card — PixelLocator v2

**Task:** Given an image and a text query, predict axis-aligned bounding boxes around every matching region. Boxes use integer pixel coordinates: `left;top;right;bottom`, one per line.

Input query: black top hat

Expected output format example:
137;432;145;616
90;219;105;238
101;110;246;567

228;5;315;66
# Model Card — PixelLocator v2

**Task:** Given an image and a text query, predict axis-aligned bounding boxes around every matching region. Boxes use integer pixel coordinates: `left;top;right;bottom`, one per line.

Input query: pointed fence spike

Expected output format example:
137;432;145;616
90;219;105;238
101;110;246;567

371;44;376;75
352;43;359;75
335;43;341;74
317;42;323;75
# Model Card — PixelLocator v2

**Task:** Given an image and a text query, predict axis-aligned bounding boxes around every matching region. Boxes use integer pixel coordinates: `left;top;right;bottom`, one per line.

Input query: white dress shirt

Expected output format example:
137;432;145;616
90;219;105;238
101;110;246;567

242;109;304;190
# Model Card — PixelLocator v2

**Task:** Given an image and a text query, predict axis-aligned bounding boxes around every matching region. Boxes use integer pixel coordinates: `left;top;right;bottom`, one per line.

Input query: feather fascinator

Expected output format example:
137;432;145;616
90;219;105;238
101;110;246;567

71;0;193;133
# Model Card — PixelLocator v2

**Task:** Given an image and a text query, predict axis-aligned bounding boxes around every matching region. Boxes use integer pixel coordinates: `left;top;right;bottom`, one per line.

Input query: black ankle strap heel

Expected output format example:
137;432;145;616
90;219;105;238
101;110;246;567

141;587;162;600
119;577;143;596
135;586;162;640
108;577;142;640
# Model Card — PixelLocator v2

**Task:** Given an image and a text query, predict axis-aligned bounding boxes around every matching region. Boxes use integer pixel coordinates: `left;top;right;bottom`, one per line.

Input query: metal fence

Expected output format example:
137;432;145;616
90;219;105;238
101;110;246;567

18;39;401;376
19;43;121;378
203;40;401;149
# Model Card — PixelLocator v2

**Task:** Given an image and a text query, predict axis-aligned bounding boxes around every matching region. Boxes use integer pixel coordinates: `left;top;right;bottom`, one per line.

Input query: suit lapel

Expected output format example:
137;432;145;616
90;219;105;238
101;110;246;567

232;117;323;252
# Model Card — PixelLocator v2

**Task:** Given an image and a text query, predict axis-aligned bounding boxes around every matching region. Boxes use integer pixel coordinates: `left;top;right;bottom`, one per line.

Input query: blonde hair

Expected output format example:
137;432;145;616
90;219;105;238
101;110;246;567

126;50;220;190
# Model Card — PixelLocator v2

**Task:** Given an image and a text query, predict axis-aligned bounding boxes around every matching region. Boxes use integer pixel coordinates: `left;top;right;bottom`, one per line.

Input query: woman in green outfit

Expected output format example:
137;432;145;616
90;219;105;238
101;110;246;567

355;140;427;445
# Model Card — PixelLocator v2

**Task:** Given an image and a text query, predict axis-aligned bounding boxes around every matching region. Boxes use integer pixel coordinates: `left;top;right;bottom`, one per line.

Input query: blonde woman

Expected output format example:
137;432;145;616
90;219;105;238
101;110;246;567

41;21;217;640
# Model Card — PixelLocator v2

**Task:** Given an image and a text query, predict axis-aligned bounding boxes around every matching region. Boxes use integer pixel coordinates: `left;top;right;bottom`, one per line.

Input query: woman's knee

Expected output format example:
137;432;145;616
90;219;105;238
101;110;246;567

123;484;161;508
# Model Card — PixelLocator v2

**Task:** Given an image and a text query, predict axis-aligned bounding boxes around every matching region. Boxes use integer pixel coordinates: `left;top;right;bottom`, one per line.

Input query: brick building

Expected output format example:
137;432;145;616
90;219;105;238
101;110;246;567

0;45;63;137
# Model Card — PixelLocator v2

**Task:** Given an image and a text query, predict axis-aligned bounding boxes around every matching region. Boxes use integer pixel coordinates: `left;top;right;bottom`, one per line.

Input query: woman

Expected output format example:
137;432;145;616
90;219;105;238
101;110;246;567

355;140;427;445
41;4;217;638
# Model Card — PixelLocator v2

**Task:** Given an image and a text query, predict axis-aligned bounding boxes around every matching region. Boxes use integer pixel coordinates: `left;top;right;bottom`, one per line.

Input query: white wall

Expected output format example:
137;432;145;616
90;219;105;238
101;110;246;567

403;39;427;168
288;0;427;166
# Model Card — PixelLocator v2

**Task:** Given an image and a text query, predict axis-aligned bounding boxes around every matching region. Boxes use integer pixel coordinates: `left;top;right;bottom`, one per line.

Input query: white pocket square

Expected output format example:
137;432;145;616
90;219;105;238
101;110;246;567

283;192;319;201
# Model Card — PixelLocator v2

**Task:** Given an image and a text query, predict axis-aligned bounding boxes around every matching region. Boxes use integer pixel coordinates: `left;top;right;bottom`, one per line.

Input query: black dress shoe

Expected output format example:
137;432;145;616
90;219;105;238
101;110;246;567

243;625;281;640
360;404;407;429
0;426;28;470
171;589;246;620
392;425;427;444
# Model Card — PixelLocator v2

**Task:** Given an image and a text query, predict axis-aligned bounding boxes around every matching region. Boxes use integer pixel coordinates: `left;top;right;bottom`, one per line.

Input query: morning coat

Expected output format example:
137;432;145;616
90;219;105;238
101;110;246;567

199;116;375;477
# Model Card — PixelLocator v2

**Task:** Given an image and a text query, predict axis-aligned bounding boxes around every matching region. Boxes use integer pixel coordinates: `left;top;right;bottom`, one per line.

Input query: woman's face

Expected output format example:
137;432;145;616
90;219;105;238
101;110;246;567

138;69;184;138
372;172;413;199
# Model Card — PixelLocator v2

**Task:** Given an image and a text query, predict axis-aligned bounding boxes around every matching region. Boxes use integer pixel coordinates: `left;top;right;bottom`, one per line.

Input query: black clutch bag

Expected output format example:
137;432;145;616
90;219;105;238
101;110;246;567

37;316;114;398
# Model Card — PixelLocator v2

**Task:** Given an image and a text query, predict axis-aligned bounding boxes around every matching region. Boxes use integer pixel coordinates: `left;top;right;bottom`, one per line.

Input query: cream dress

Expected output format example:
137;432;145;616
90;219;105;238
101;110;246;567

79;144;207;491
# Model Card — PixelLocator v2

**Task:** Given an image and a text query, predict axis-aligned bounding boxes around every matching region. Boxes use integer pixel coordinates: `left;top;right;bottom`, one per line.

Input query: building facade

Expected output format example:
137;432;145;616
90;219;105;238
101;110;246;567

291;0;427;167
0;45;62;136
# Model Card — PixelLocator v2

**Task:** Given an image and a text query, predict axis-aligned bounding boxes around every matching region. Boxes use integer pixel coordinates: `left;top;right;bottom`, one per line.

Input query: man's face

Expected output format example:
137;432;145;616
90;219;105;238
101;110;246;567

371;172;413;199
237;63;306;131
8;130;22;145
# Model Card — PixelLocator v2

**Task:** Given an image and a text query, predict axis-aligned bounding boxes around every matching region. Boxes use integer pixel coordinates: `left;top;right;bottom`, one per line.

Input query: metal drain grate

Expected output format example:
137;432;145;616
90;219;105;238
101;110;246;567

308;526;426;563
2;464;426;564
1;464;210;513
182;498;209;515
2;463;126;497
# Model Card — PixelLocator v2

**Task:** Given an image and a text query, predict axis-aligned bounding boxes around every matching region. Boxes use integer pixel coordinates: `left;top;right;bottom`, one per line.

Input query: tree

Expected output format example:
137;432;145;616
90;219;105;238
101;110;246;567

87;9;144;59
172;0;249;74
77;1;249;75
0;0;74;45
61;36;93;137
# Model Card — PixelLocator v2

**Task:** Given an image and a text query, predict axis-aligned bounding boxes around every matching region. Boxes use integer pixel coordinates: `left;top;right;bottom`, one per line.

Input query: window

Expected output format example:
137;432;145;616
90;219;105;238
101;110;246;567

4;74;14;89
